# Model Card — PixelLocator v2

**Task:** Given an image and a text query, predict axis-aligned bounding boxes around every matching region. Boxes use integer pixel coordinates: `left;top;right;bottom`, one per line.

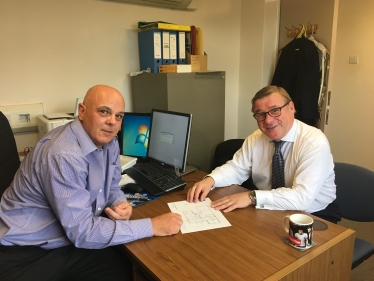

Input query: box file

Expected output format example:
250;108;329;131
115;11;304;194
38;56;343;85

177;31;186;64
196;27;204;55
138;29;162;73
169;31;177;64
190;25;197;55
161;30;170;65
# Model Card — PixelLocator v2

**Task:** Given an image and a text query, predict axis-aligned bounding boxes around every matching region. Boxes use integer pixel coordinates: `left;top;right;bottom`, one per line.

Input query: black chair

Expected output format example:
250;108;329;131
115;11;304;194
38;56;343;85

212;139;255;189
212;139;245;170
334;162;374;269
0;111;20;197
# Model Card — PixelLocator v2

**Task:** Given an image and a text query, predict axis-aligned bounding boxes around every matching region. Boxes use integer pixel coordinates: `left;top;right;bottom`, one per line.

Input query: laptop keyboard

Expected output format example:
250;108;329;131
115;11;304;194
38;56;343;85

133;161;185;191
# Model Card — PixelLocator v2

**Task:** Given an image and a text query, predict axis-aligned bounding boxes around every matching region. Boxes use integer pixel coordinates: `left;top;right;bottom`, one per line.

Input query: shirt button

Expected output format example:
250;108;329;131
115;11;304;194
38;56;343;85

98;207;102;211
99;189;102;192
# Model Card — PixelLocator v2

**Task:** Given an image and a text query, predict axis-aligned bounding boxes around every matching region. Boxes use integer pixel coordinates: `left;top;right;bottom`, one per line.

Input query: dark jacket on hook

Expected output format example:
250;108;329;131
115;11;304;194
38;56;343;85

272;37;320;126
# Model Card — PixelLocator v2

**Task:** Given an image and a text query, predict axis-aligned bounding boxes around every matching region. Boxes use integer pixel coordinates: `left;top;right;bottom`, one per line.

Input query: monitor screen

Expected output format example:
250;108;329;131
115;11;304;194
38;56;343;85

118;112;151;157
147;109;192;172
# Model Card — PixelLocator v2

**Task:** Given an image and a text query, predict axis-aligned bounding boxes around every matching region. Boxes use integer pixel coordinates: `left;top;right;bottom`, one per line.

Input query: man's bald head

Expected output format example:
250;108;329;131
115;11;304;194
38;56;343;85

83;84;124;109
78;85;125;148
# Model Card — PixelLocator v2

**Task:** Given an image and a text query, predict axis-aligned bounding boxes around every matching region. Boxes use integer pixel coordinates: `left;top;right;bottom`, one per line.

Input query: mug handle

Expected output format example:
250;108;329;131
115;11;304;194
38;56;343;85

283;215;290;233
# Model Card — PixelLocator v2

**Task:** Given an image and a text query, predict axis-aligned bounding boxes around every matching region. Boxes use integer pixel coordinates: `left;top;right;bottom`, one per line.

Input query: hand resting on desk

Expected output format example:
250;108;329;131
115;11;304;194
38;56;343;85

211;190;252;213
151;213;183;236
187;176;215;203
187;177;252;213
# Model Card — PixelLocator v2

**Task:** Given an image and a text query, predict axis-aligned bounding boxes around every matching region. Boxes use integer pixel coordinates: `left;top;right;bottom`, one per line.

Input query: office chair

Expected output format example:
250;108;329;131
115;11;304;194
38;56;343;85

0;111;20;197
334;162;374;269
212;139;255;189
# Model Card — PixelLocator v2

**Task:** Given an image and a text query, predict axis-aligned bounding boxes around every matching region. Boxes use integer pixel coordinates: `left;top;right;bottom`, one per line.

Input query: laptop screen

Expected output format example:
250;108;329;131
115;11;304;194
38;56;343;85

118;112;151;157
147;109;192;172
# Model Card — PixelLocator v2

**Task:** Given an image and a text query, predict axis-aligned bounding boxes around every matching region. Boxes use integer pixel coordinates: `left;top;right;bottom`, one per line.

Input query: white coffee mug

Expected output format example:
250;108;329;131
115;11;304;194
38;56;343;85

283;214;314;249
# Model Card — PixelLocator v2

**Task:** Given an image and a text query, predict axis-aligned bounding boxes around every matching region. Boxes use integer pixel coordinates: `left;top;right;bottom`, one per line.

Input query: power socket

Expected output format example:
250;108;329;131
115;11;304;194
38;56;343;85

349;56;358;64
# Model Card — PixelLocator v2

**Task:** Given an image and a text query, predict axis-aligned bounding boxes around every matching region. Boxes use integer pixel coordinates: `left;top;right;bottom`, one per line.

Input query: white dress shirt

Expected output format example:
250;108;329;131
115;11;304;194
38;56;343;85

209;119;336;213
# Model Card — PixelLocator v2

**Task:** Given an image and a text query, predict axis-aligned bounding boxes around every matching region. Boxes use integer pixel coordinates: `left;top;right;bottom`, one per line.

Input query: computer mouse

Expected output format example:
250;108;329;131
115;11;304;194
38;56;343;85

122;183;143;193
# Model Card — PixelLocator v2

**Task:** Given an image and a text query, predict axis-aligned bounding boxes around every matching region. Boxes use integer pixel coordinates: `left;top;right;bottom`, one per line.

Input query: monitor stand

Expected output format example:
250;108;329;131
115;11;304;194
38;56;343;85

181;165;197;176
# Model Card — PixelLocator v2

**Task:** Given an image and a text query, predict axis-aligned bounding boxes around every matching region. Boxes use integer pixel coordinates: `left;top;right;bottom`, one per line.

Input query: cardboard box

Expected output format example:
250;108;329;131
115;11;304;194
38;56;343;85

186;52;208;72
158;64;192;73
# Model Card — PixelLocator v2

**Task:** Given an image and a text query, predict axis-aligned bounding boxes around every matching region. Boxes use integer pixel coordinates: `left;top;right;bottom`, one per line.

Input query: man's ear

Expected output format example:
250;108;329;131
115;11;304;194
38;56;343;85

78;103;85;121
288;101;295;112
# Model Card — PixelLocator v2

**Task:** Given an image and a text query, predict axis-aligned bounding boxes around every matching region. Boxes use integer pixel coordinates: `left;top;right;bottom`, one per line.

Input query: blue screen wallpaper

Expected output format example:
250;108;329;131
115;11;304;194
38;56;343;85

121;114;151;157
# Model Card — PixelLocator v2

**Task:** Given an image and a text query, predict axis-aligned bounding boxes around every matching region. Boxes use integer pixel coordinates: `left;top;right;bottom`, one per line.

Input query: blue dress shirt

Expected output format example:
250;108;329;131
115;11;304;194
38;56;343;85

0;119;153;249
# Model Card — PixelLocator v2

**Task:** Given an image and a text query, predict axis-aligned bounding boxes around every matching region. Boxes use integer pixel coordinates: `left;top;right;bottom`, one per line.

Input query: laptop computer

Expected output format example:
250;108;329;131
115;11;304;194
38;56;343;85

124;109;193;196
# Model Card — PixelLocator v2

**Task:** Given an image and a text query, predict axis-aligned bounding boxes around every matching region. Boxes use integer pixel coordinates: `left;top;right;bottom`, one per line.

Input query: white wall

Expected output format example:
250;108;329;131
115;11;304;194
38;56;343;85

4;0;372;171
238;0;266;138
273;0;374;171
325;0;374;170
0;0;243;151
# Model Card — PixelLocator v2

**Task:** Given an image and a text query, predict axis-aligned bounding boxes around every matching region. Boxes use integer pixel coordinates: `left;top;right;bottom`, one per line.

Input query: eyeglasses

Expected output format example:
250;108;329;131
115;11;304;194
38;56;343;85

253;102;290;122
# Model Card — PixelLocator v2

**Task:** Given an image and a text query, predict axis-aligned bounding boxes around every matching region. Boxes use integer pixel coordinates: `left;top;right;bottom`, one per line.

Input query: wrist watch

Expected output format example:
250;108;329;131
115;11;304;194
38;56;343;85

249;190;257;206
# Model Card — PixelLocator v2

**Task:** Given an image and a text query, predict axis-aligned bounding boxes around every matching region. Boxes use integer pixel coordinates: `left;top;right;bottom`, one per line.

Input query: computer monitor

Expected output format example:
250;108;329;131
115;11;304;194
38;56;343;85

147;109;192;173
118;112;151;157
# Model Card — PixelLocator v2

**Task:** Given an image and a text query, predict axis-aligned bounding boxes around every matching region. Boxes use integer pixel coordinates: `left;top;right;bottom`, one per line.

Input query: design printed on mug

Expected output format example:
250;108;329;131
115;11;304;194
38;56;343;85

294;229;308;247
307;226;313;245
284;214;315;251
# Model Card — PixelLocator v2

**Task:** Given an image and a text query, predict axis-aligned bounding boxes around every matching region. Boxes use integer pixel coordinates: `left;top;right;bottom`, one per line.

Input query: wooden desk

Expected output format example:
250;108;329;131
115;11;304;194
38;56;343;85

123;170;355;281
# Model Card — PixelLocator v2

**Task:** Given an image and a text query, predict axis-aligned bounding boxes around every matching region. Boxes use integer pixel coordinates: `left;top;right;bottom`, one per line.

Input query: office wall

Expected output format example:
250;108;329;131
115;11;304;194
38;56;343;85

325;0;374;170
277;0;336;133
0;0;243;151
3;1;373;171
275;0;374;171
237;0;265;138
278;0;336;51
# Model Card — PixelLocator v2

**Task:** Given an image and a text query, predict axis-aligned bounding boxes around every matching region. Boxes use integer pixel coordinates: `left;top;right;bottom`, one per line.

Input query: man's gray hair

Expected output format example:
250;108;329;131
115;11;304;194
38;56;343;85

251;86;292;112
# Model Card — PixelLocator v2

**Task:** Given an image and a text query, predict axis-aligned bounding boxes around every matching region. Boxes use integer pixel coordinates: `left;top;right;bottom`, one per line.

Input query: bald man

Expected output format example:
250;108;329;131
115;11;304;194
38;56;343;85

0;85;182;280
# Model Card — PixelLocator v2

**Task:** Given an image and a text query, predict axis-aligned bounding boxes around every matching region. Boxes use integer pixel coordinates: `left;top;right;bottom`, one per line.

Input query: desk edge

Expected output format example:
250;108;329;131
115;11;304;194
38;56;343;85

265;228;355;280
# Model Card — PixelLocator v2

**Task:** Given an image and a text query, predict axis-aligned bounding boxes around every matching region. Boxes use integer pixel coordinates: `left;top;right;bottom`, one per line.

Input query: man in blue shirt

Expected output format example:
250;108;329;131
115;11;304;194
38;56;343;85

0;84;182;280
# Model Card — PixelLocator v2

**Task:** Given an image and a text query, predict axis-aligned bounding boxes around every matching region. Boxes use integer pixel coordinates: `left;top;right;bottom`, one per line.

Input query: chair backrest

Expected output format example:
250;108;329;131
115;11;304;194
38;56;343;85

212;139;255;189
334;162;374;222
212;139;245;171
0;111;20;196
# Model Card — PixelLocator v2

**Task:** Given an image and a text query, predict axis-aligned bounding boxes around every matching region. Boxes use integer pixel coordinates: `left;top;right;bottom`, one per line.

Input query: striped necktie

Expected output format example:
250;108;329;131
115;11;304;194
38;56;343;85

272;141;285;189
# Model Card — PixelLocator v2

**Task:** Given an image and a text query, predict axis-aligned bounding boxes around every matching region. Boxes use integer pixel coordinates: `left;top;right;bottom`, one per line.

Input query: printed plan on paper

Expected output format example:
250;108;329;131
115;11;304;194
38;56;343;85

168;198;231;234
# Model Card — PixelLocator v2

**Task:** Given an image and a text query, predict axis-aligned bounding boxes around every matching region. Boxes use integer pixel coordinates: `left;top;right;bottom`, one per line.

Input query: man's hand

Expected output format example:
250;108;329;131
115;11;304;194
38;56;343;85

211;191;252;213
105;201;133;220
187;177;214;203
151;213;183;236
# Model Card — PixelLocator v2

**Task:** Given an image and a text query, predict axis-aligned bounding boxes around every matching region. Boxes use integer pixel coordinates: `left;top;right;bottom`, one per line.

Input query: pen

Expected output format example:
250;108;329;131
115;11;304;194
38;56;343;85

127;197;150;202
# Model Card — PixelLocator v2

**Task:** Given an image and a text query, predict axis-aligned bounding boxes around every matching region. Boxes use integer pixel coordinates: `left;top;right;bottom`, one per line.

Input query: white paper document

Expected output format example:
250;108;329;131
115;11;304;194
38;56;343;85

168;198;231;234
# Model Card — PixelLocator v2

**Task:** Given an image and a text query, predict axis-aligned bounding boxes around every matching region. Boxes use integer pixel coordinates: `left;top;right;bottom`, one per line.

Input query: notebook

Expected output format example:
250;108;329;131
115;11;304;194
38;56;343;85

124;109;192;196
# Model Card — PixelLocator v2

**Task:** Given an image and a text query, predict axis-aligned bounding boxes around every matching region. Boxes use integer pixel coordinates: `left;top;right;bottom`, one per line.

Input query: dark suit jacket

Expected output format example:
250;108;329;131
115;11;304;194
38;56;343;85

272;37;320;126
